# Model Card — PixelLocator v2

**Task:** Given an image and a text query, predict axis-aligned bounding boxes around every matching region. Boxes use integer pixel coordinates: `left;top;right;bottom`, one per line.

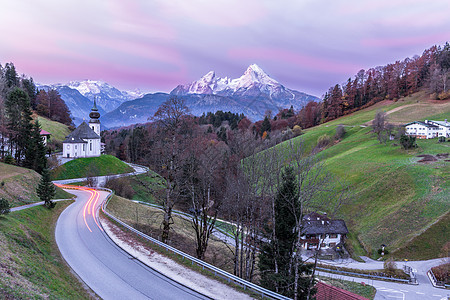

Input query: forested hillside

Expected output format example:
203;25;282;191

0;63;73;168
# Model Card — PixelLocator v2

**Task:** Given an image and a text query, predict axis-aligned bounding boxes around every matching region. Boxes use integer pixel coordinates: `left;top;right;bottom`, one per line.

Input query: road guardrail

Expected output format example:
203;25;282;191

99;189;291;300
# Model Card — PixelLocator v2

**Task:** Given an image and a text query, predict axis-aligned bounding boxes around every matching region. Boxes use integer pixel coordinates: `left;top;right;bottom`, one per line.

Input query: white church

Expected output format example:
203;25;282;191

63;100;101;158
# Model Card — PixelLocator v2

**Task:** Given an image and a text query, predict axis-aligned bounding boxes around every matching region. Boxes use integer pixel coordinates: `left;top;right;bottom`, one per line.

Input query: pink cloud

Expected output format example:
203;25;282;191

158;0;268;27
228;47;359;74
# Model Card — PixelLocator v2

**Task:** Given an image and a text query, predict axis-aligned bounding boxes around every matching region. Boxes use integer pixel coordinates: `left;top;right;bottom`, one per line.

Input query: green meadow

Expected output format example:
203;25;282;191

273;93;449;259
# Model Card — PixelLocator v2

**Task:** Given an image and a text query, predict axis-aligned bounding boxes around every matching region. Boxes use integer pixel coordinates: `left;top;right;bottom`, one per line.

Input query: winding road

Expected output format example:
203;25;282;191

54;185;209;300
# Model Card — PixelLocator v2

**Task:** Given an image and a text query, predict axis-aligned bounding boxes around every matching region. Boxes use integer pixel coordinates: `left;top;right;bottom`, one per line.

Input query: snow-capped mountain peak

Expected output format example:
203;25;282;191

172;64;283;96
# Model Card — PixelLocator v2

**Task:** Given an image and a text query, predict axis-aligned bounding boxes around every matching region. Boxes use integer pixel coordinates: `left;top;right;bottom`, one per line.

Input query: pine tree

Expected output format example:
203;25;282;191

260;116;271;135
259;166;313;299
5;87;33;164
24;121;47;174
36;168;56;209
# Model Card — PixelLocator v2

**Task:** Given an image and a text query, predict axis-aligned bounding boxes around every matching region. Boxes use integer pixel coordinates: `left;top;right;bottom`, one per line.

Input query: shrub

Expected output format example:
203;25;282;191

292;125;302;137
383;258;397;276
438;136;446;143
105;177;135;199
317;134;331;149
437;91;450;100
400;135;417;149
3;154;15;165
0;198;10;215
335;125;346;140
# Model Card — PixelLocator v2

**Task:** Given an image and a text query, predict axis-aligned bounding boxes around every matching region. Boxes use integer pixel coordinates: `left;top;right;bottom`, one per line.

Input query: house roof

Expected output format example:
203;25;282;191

303;213;349;235
428;120;450;128
315;282;369;300
63;121;100;144
404;121;439;128
40;129;51;136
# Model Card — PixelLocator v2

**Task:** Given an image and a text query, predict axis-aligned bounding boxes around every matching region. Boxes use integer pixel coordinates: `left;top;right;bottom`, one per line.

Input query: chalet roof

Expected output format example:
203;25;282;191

316;282;369;300
40;129;51;136
63;121;100;144
404;121;439;128
303;213;349;235
428;120;450;128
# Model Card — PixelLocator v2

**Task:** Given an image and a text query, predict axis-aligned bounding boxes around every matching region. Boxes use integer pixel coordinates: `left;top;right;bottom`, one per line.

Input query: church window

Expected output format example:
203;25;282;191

90;142;92;151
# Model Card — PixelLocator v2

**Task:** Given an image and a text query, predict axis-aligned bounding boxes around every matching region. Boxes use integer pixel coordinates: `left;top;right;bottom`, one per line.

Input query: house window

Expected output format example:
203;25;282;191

329;234;338;239
75;145;77;149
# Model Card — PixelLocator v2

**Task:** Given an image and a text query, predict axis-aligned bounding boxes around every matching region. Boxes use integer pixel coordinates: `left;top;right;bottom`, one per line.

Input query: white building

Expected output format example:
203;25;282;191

301;212;348;250
63;101;101;158
427;119;450;138
404;120;440;139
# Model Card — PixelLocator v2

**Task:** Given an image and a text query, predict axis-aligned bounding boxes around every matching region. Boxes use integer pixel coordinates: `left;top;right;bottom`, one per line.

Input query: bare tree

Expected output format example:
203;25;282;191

372;110;387;143
181;137;228;259
148;97;190;243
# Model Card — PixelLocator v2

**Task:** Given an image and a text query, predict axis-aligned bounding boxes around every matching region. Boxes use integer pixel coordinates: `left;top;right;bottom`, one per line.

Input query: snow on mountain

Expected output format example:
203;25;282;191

173;64;290;98
65;80;144;112
171;64;319;116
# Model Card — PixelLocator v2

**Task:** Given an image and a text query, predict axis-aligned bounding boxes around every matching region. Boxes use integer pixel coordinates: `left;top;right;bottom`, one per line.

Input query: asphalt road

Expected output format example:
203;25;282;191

55;186;209;300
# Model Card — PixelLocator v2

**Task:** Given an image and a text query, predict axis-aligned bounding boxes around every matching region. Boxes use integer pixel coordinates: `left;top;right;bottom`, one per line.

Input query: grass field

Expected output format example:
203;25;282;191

0;162;74;208
36;115;71;143
0;201;92;299
51;154;134;180
106;195;235;272
270;92;450;260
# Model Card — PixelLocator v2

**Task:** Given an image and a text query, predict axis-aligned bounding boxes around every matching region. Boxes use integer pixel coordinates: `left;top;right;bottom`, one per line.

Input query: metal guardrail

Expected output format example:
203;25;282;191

429;269;450;289
316;267;411;283
100;190;291;300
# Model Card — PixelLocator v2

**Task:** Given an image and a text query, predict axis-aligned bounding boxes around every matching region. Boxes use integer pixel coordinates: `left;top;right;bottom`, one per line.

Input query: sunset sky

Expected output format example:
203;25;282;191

1;0;449;97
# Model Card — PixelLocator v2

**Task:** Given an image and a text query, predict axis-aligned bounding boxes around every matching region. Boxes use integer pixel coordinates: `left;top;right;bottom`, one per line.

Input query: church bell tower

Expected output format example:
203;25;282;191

89;98;101;136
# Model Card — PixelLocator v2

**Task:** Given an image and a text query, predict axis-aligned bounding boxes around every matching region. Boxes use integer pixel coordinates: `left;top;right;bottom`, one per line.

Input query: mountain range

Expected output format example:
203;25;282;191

38;80;143;125
41;65;320;128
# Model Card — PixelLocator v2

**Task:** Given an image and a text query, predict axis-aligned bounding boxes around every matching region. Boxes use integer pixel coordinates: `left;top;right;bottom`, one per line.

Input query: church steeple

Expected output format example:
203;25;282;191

89;98;100;123
89;98;101;136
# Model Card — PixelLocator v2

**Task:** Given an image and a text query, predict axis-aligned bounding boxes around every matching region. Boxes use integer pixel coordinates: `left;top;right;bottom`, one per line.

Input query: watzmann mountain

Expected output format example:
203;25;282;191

43;65;320;128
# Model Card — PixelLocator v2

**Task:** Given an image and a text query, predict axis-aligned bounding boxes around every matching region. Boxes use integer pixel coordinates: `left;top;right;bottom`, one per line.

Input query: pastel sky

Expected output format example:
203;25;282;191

1;0;449;97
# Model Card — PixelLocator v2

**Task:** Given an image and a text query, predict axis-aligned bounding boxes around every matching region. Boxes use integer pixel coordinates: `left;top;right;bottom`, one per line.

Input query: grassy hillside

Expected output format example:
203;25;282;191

36;115;71;143
0;163;73;208
272;92;450;259
0;202;92;298
51;155;134;180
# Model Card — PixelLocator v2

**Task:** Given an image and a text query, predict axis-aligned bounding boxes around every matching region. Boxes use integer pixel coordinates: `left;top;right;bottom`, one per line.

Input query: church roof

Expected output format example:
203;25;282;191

63;121;100;144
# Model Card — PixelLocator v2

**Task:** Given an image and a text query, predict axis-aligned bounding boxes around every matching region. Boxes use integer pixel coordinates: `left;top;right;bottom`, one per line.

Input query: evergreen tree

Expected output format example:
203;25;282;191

260;116;271;135
5;88;33;163
259;167;313;298
36;168;56;209
24;121;47;174
0;198;10;215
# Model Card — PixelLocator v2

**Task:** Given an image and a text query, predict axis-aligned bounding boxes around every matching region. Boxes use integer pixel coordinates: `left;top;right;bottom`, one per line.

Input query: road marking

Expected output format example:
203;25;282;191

416;292;425;294
400;290;408;292
432;295;442;297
